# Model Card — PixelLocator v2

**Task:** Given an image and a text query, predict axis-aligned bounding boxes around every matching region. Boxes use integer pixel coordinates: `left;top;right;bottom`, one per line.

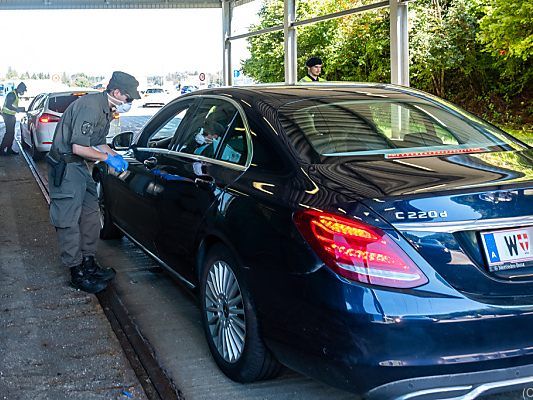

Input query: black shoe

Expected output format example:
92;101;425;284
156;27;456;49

5;149;18;155
83;256;116;282
70;264;108;293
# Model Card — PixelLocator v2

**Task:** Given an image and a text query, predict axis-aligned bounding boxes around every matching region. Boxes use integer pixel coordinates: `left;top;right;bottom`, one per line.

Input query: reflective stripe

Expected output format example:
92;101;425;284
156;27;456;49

1;91;19;115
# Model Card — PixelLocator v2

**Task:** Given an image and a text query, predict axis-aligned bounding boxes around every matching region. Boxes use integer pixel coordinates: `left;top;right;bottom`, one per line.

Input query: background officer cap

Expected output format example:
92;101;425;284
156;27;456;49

107;71;141;100
17;82;27;91
306;57;323;67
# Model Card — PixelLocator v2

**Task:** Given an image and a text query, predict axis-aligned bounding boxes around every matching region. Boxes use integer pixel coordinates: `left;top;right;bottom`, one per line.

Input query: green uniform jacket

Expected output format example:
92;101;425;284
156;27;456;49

51;91;113;155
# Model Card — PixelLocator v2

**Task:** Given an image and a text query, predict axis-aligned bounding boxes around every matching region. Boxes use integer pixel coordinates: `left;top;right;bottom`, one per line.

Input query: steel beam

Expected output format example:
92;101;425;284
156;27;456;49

284;0;297;84
390;0;409;86
222;0;233;86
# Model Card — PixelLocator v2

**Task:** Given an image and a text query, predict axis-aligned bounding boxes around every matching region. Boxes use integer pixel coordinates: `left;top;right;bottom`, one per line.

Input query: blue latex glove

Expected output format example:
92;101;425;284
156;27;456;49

104;154;128;172
115;153;129;171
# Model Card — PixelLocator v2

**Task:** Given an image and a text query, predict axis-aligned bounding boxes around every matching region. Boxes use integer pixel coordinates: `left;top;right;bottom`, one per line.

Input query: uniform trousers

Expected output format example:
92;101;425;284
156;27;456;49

0;113;16;152
48;162;100;268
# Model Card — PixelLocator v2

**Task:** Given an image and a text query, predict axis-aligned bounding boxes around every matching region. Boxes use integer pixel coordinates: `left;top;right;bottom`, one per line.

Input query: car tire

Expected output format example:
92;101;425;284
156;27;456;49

30;132;43;161
96;178;124;240
200;244;281;383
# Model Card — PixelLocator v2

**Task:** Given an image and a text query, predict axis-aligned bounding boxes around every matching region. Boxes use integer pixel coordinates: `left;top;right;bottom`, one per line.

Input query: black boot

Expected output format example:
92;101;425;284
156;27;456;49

83;256;116;282
70;264;108;293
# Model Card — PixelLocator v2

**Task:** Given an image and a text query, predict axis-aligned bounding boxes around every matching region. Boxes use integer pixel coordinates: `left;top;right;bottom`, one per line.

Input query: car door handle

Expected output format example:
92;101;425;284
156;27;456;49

144;156;158;169
195;176;215;190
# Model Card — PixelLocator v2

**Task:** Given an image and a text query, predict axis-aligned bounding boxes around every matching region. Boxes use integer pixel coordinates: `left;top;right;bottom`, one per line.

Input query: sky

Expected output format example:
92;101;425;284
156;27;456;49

0;2;260;80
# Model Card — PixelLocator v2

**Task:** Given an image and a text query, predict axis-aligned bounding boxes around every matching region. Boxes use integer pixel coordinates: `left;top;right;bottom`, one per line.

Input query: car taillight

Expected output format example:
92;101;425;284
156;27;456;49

39;113;61;123
293;209;428;289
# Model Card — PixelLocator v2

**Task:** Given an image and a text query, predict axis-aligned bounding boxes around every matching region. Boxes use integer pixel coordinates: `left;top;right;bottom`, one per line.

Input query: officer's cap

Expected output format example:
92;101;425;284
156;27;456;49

107;71;141;100
305;57;323;67
17;82;27;92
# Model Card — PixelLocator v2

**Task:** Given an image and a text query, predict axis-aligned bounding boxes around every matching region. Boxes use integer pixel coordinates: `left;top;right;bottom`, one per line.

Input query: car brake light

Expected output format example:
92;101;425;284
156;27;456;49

293;209;428;289
39;113;61;123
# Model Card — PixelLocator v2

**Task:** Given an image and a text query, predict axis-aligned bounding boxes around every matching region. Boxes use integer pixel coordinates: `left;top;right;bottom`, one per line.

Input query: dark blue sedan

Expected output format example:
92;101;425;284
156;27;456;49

95;84;533;399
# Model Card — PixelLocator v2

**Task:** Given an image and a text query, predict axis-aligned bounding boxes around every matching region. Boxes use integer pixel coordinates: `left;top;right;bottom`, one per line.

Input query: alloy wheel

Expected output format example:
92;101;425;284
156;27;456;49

204;260;246;363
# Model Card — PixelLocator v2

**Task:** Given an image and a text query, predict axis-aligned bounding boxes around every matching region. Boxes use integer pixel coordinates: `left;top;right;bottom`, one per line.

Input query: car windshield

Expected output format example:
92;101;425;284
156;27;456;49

278;98;525;159
48;94;86;113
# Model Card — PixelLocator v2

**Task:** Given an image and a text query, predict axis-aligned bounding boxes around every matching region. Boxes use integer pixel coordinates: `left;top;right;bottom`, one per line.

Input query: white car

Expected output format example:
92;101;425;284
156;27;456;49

20;89;97;159
141;87;172;107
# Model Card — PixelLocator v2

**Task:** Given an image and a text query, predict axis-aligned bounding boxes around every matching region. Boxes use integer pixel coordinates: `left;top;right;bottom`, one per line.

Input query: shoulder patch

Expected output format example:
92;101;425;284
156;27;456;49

81;121;93;135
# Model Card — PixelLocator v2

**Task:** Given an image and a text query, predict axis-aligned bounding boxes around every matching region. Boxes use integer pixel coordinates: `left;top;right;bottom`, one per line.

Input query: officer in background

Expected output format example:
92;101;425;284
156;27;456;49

0;82;26;155
48;71;141;293
300;57;326;82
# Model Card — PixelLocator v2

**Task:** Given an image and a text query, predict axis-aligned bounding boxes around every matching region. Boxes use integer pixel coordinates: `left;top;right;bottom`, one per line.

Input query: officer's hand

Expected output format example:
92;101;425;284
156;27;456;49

104;154;126;172
115;154;129;171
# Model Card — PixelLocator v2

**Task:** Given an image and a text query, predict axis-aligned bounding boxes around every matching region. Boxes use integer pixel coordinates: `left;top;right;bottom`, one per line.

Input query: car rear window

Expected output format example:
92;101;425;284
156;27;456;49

48;94;86;113
278;98;524;159
147;88;164;94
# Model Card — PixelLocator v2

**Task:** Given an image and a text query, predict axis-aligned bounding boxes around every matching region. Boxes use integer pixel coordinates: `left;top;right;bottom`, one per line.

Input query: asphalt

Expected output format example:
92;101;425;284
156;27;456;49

0;144;147;400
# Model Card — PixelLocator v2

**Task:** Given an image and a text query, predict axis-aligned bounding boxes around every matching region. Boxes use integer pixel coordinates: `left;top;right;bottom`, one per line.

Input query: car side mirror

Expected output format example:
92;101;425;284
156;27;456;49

112;131;134;150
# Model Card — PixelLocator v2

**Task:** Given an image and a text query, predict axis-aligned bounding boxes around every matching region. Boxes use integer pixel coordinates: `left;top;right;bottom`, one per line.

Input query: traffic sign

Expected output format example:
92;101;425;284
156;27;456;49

52;74;61;83
199;73;205;82
233;69;241;78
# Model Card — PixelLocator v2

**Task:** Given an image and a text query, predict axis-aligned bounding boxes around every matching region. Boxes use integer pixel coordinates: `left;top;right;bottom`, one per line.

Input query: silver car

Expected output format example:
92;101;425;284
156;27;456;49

20;89;97;159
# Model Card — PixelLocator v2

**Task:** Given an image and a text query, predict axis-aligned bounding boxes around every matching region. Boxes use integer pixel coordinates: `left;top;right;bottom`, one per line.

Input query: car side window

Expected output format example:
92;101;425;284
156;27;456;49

29;94;45;111
174;98;246;163
137;99;194;149
216;113;248;165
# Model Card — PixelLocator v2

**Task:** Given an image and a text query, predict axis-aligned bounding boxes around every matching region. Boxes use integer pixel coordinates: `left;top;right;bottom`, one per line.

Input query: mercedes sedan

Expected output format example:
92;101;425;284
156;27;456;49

95;84;533;399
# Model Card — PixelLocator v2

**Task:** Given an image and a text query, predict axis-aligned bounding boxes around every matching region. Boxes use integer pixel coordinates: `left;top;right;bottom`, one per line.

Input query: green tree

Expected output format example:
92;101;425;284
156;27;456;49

72;73;91;88
478;0;532;94
6;66;18;79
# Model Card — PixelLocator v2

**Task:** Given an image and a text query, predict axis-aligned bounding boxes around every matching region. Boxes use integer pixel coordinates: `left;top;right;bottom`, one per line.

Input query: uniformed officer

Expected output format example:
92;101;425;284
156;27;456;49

48;71;141;293
1;82;26;155
300;57;327;82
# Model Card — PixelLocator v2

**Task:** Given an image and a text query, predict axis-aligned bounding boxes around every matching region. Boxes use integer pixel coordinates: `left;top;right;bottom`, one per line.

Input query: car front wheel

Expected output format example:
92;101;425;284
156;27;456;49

200;244;281;383
96;177;123;240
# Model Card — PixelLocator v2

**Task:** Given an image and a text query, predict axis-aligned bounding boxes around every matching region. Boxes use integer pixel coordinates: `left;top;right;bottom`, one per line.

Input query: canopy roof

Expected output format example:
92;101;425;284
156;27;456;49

0;0;251;9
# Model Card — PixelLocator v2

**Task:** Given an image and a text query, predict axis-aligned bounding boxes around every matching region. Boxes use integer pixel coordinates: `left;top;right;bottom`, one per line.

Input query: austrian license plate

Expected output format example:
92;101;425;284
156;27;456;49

481;226;533;272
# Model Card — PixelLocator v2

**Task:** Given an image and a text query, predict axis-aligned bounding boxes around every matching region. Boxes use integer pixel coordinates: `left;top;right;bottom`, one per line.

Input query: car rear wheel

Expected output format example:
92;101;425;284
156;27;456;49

96;178;123;240
30;132;43;161
200;244;281;383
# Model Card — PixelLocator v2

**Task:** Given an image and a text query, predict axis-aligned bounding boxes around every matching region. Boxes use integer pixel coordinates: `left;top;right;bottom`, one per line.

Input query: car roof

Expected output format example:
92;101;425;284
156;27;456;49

181;82;443;110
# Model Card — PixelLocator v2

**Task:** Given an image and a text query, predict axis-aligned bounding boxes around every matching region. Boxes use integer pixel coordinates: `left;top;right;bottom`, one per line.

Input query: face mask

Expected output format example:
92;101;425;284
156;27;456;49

115;102;132;113
108;93;132;113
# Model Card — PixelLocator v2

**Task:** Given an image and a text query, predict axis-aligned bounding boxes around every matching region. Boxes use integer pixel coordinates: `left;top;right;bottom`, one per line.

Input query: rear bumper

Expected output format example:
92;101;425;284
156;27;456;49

366;363;533;400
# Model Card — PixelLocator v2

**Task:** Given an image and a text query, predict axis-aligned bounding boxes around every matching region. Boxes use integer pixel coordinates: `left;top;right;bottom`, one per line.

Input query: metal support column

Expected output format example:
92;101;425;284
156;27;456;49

284;0;297;84
222;0;233;86
390;0;409;86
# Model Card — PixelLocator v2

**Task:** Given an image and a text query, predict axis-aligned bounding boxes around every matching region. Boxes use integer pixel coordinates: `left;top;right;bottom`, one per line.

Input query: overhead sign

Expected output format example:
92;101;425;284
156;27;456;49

233;69;241;78
199;73;205;82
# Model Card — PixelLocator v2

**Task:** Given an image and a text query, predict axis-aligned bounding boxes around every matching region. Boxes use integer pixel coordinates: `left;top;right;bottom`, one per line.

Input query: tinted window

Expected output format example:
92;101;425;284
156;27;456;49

146;88;164;94
174;98;246;163
137;99;194;149
279;99;521;158
48;94;85;113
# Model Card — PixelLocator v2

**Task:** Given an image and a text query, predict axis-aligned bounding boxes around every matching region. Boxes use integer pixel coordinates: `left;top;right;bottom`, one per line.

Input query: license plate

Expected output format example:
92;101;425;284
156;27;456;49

481;226;533;272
